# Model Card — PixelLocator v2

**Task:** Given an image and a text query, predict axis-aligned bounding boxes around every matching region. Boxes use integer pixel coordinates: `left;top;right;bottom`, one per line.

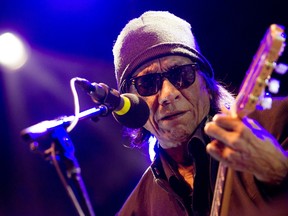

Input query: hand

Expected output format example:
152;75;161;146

204;113;288;184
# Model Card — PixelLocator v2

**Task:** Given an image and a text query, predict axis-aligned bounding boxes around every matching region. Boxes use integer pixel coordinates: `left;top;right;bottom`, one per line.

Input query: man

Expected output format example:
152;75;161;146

112;11;288;215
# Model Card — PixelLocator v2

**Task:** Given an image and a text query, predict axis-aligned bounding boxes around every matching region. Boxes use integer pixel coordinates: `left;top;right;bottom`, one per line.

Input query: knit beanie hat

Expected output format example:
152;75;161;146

113;11;214;91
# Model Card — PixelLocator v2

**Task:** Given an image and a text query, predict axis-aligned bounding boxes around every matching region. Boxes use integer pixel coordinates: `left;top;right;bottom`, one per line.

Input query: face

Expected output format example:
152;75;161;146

129;55;211;149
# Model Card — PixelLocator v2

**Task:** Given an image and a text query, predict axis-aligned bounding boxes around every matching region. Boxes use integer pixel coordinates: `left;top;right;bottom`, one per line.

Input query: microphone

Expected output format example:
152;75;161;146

75;78;149;128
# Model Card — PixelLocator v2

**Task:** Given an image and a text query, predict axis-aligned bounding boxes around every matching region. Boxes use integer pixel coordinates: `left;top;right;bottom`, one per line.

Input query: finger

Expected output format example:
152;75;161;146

204;121;242;149
207;140;249;170
211;114;243;131
206;140;232;162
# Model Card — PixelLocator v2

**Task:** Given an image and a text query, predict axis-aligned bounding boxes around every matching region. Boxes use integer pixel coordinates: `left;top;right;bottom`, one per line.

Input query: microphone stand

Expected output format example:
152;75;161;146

21;105;110;216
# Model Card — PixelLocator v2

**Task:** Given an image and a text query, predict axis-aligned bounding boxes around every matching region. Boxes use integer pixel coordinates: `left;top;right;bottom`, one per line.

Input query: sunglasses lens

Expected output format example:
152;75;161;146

166;64;196;90
134;74;160;96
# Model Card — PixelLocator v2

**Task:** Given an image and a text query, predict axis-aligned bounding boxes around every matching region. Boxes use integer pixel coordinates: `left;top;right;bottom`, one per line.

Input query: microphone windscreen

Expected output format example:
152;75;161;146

113;93;149;128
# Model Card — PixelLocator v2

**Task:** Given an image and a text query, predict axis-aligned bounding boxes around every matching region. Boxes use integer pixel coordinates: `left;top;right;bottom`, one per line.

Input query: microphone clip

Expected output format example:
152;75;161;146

75;78;122;113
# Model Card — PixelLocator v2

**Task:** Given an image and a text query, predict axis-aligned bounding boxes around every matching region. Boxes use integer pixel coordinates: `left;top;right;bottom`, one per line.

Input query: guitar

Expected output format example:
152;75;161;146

210;24;286;216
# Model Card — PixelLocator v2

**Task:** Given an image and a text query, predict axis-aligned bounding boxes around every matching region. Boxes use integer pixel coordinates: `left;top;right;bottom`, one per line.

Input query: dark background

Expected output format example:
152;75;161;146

0;0;287;215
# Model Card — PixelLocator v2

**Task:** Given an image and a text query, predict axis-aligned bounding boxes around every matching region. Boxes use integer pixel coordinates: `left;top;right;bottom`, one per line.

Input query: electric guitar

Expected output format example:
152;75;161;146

210;24;286;216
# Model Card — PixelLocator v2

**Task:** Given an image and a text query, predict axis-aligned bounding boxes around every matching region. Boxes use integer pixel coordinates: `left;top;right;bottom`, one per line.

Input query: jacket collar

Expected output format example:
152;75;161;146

150;115;212;180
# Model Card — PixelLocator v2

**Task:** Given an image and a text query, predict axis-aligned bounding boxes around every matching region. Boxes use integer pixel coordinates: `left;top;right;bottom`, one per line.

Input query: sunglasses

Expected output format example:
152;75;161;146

123;63;198;96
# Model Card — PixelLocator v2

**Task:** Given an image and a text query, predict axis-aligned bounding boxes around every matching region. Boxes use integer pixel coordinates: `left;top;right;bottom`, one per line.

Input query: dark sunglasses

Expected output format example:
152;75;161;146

124;63;198;96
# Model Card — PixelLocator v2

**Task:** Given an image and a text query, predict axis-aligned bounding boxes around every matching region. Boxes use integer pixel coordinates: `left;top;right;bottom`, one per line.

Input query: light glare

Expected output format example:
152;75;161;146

148;136;157;161
0;32;28;70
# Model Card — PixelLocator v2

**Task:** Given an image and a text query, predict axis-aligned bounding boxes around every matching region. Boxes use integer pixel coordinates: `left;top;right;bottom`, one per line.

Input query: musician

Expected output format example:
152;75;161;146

112;11;288;215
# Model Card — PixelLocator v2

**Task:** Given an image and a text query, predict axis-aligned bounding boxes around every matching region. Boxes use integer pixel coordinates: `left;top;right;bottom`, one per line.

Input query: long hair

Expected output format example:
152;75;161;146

123;71;235;149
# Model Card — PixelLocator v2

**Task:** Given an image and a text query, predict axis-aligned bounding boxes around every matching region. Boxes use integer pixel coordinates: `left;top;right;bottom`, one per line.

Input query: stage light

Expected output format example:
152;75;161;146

0;32;28;70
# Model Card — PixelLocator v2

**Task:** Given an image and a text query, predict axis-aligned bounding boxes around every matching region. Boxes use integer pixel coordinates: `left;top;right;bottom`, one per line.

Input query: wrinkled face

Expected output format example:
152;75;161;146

129;55;211;149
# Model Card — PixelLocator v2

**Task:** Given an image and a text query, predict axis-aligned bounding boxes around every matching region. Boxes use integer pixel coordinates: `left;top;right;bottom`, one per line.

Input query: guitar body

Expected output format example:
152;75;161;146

210;24;286;216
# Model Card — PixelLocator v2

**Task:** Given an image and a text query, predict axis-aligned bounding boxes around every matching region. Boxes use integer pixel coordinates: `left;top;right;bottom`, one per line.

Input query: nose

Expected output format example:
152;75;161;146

158;78;181;106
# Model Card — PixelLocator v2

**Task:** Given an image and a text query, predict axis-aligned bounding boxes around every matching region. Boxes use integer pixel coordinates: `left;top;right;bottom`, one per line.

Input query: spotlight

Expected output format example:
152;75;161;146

0;32;28;70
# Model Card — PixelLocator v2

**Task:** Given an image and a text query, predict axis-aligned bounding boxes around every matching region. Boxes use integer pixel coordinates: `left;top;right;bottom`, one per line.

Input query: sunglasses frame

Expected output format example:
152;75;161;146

122;63;199;96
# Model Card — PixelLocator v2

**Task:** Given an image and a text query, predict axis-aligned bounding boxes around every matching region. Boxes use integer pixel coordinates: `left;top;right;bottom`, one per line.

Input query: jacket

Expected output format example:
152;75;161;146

117;97;288;216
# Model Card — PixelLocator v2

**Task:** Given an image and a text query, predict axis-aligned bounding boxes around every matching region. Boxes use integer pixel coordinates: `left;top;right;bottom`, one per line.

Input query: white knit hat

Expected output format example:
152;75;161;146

113;11;214;91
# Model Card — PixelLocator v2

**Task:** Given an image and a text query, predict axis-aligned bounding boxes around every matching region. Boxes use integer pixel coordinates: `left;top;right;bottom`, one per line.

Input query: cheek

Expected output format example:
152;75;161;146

199;84;211;106
184;77;211;114
199;81;211;109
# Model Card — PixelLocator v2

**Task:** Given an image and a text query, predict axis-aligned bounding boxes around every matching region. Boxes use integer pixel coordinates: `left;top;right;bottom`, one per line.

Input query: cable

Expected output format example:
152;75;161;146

67;77;81;132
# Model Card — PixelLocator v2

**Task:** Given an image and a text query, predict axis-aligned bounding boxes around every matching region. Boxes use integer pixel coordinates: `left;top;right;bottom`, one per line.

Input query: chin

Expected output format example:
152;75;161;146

168;127;191;143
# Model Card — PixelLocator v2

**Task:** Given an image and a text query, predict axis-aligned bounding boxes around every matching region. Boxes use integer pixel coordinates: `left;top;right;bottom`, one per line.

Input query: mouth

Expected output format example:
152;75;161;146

160;111;187;121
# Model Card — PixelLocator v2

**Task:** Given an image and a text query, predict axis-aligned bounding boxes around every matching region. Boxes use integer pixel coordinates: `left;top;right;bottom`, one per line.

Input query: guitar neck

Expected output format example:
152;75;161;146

210;164;233;216
231;24;285;119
